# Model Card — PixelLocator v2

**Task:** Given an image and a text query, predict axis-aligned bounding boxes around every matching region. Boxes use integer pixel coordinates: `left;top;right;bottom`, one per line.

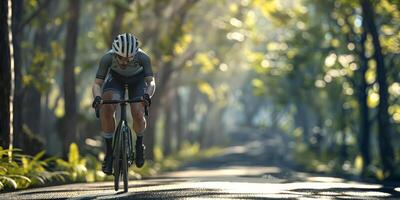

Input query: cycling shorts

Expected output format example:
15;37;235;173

102;70;145;100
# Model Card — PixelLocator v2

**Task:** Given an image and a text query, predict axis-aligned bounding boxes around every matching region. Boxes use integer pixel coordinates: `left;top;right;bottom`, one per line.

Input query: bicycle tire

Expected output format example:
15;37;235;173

122;132;129;192
113;127;122;191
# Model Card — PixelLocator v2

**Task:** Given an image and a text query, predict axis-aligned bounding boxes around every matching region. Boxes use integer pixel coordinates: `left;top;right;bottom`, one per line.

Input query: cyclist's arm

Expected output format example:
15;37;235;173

93;53;112;98
92;78;104;98
138;50;155;98
144;76;155;97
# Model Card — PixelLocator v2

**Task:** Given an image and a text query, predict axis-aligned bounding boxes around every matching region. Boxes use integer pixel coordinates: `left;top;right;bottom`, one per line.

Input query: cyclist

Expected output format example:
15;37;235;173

91;33;155;175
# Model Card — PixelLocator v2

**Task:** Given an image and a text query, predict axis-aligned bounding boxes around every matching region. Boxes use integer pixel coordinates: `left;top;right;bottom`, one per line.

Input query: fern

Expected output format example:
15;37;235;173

0;166;7;175
0;147;72;191
8;175;31;189
0;142;113;191
31;171;69;185
0;176;18;190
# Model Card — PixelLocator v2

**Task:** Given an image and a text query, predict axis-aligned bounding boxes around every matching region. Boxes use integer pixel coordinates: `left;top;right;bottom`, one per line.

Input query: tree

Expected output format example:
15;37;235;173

0;0;11;149
11;0;23;151
357;15;371;176
108;0;134;44
322;0;373;176
175;88;184;151
142;0;199;160
60;0;81;158
360;0;395;176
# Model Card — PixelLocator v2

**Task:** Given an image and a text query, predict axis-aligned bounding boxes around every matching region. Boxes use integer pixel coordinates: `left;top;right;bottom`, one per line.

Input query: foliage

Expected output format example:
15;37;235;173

0;143;104;191
0;147;68;191
0;141;223;191
54;143;88;182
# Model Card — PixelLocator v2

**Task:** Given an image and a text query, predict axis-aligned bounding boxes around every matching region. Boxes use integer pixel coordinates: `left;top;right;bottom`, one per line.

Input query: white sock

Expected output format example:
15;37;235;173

102;132;113;139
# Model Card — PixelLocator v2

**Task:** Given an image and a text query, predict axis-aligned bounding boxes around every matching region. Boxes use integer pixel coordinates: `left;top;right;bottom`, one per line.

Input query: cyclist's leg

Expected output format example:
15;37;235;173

100;91;117;132
130;103;146;133
128;75;146;167
128;74;147;134
101;74;123;174
100;74;123;134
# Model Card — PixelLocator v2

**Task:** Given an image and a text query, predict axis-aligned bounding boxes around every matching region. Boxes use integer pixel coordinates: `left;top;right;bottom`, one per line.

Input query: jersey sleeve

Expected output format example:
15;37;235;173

95;53;113;80
137;50;154;77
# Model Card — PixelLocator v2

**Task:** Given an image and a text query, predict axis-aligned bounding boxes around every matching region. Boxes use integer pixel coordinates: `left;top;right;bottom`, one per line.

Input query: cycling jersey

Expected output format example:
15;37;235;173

95;48;153;80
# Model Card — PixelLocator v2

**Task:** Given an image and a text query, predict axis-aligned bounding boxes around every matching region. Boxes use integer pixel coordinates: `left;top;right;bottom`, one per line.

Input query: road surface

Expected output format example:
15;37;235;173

1;141;399;199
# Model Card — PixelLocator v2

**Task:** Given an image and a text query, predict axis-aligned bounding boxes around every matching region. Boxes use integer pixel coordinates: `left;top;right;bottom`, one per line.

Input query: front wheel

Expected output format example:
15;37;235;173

122;133;129;192
113;129;122;191
113;156;120;191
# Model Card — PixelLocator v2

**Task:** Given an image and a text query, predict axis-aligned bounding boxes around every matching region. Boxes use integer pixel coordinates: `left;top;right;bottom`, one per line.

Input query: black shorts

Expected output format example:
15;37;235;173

102;70;145;100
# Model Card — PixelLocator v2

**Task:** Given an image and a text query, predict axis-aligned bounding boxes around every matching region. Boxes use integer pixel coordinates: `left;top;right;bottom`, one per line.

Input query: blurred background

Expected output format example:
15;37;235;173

0;0;399;188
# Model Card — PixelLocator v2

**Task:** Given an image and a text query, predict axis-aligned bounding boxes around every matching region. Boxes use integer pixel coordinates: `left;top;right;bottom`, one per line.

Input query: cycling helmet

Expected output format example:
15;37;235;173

112;33;139;58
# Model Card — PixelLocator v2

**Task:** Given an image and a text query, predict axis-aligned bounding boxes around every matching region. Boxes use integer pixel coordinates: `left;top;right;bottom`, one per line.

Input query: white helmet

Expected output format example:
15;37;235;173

112;33;138;58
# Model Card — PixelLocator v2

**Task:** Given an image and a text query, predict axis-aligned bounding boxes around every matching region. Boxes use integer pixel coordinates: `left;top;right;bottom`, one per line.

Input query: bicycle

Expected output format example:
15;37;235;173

95;85;148;192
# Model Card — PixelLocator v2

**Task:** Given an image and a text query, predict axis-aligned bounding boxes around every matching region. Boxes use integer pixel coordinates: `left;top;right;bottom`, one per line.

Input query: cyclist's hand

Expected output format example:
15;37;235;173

92;96;102;109
143;94;151;107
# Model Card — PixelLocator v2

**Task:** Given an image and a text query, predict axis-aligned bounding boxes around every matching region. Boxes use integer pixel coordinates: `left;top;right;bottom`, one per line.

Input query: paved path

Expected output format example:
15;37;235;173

1;141;399;199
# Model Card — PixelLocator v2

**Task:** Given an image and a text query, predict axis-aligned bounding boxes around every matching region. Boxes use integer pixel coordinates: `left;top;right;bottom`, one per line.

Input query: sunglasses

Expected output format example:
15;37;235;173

116;55;134;62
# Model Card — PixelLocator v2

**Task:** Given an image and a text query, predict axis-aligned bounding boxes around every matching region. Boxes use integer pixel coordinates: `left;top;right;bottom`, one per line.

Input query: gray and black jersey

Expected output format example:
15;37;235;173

95;48;153;81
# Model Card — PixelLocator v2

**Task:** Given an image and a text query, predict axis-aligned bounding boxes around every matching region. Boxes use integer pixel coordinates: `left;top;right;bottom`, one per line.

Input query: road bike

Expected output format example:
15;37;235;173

96;86;148;192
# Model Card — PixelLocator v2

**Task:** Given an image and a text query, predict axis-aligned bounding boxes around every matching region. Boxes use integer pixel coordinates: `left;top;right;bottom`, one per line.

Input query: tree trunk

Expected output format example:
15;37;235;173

357;16;371;177
60;0;80;158
0;0;11;149
361;0;395;176
339;107;348;165
144;59;177;160
185;84;197;143
199;100;212;149
175;88;183;151
22;17;50;140
294;100;310;144
162;82;174;156
207;105;226;147
12;0;23;151
144;103;158;160
108;0;134;44
289;69;310;145
198;114;208;149
163;105;172;156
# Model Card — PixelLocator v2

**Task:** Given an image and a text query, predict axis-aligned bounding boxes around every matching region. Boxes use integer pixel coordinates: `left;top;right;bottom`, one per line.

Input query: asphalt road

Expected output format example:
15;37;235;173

1;141;400;199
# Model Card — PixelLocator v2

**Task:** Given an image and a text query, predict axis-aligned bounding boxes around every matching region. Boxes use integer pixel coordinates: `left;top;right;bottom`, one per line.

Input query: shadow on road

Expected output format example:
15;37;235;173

2;139;400;199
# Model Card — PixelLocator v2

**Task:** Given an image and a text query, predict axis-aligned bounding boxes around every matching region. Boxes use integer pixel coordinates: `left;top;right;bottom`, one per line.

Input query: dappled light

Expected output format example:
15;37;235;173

0;0;399;198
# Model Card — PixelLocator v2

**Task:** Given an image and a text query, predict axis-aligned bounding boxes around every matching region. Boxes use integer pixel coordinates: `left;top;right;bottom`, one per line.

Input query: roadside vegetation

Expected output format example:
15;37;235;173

0;143;223;192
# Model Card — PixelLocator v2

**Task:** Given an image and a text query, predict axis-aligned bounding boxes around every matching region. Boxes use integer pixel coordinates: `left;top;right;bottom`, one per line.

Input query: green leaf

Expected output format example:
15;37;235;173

0;176;18;190
51;171;68;182
0;166;7;175
197;81;215;101
8;175;31;189
33;150;45;162
31;175;45;185
56;159;72;170
68;143;80;165
22;156;29;173
43;156;57;163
